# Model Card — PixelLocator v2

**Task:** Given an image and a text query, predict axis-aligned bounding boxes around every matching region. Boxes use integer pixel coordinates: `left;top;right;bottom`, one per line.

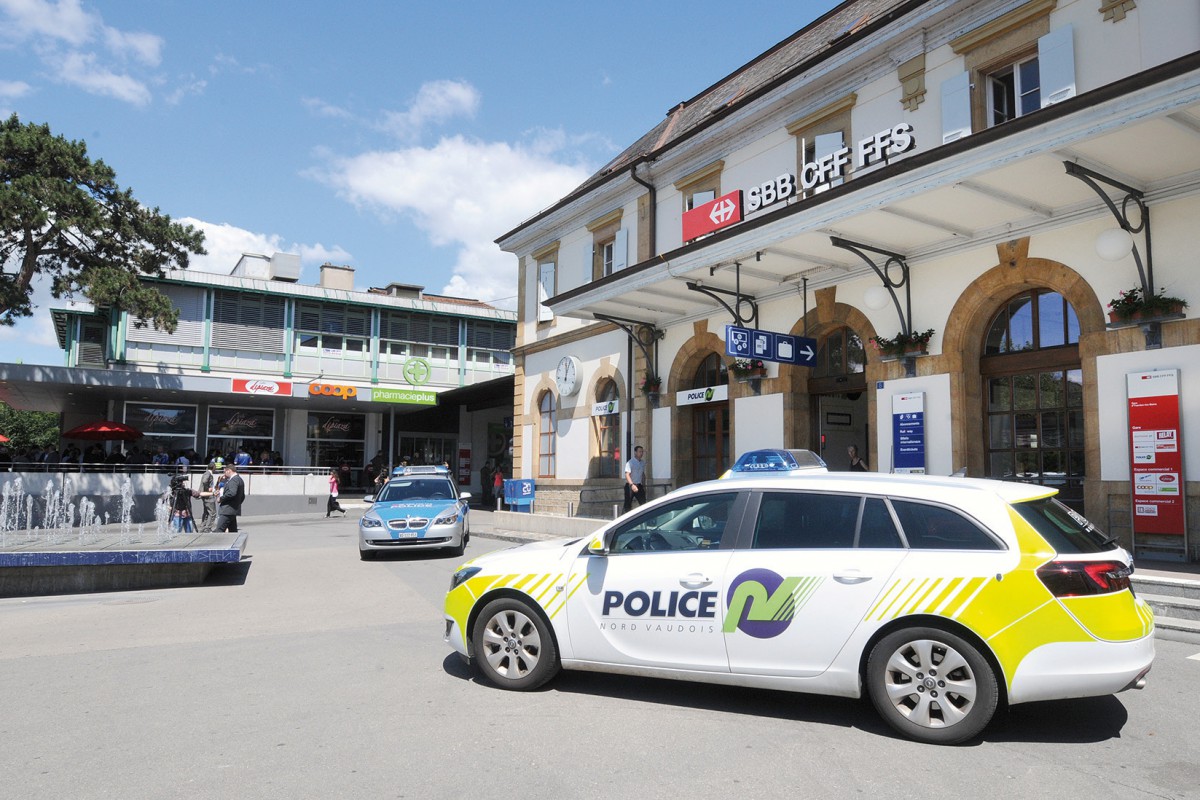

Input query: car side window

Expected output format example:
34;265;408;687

889;499;1002;550
857;497;904;548
610;492;737;553
752;492;859;549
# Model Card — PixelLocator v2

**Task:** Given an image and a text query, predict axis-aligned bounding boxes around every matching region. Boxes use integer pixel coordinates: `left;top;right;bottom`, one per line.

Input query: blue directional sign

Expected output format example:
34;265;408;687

892;393;926;474
726;325;816;366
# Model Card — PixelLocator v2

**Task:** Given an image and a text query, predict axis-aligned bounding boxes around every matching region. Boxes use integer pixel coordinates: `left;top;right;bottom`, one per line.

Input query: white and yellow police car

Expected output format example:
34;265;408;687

444;455;1154;744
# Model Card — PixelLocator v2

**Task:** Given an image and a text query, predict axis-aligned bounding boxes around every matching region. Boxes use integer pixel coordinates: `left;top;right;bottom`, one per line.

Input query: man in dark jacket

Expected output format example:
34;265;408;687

215;463;246;533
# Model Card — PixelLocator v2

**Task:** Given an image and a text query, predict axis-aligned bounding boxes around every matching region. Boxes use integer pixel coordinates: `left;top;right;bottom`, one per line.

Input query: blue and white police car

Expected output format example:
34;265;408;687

359;465;470;559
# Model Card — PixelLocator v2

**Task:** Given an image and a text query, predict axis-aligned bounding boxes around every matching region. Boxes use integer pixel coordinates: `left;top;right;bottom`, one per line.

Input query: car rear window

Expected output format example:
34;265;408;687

890;499;1002;551
753;492;860;549
1011;497;1118;554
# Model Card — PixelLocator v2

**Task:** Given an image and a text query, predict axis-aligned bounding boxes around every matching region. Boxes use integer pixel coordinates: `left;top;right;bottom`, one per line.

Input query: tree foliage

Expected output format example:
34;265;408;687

0;114;205;332
0;402;59;451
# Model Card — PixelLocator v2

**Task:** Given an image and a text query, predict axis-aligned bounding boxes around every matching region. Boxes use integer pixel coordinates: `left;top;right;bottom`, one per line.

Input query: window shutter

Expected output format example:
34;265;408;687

612;228;628;274
212;291;285;353
813;132;845;192
1039;25;1075;107
128;284;205;346
584;241;596;282
538;262;555;322
940;71;972;143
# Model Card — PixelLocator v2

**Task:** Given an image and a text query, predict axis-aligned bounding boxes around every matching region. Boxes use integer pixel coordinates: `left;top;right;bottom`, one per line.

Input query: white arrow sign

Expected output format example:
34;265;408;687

798;343;814;361
709;198;737;225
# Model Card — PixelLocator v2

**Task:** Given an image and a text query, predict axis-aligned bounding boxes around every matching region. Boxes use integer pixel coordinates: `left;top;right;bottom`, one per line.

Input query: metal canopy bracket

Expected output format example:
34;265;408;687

1064;160;1162;348
830;237;913;337
686;260;758;328
594;313;664;380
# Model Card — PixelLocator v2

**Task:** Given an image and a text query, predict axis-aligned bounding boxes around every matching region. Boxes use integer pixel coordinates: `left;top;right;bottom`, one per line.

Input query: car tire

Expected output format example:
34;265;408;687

449;537;465;558
471;597;559;691
866;626;998;745
359;548;376;561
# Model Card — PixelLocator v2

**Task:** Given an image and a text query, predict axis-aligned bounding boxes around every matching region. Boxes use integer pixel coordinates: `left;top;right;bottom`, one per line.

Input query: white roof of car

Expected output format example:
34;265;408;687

696;471;1056;505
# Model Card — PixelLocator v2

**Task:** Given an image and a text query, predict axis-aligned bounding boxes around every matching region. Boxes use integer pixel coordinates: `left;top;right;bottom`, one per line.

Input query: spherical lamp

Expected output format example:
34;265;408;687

1095;228;1134;262
864;285;892;310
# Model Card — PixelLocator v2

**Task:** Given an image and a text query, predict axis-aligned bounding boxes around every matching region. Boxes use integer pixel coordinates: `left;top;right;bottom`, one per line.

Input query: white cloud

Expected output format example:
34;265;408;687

312;133;591;305
381;79;480;140
0;273;70;366
0;79;32;98
57;51;151;106
179;218;354;283
0;0;164;105
303;96;353;121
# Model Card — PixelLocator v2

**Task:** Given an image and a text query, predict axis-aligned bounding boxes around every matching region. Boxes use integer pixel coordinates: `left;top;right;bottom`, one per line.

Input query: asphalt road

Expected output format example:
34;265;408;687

2;514;1199;800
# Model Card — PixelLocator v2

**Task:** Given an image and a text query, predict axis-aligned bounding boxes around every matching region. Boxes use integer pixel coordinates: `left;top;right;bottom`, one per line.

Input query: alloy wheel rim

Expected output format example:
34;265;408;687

882;638;977;729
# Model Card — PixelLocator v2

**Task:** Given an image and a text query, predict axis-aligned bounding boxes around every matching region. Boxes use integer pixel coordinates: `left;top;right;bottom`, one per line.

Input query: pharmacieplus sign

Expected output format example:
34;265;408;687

371;387;437;406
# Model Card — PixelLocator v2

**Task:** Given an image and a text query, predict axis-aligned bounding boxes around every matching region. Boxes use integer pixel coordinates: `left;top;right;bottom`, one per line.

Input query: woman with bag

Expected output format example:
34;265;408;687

327;468;346;517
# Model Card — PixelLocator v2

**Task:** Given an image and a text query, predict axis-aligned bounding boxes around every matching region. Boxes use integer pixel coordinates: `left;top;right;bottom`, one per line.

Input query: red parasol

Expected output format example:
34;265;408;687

0;434;8;442
62;420;144;441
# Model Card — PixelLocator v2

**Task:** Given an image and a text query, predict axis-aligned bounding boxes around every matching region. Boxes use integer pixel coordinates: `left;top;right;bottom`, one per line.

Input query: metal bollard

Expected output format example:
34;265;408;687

496;497;501;511
613;503;620;519
567;501;574;517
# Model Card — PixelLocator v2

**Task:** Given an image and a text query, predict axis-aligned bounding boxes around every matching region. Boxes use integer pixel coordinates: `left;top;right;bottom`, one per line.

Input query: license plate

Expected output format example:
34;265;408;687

397;531;418;539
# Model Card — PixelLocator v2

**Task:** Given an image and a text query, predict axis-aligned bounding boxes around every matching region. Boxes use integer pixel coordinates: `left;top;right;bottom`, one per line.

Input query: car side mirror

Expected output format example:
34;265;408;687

364;495;375;504
459;491;473;501
587;533;608;556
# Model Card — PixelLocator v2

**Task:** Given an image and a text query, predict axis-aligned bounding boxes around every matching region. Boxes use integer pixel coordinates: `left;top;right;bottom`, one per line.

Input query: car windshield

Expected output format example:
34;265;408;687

377;479;455;502
1011;497;1119;554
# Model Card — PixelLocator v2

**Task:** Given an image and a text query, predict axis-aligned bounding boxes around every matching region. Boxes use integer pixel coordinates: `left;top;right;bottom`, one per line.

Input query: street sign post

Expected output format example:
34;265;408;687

725;324;815;366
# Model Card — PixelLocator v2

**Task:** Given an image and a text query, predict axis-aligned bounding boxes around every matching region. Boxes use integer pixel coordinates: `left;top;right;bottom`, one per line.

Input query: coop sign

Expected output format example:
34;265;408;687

745;123;916;213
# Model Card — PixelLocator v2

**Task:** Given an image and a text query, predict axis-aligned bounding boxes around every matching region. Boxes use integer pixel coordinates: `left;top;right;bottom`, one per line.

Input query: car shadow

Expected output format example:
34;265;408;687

441;655;1131;745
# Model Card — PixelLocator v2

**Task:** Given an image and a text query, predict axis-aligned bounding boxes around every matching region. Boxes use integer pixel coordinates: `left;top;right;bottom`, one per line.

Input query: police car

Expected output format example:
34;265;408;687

443;457;1154;744
359;466;470;559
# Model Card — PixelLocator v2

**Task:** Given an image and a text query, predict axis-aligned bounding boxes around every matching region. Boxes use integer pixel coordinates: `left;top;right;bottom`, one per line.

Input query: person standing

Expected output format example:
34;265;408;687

624;445;647;512
326;468;346;517
215;463;245;533
480;460;494;508
847;445;868;472
197;460;218;532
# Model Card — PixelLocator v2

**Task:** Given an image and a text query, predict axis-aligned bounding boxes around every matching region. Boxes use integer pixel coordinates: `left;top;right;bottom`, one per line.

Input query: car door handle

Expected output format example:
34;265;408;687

833;570;873;585
679;573;712;588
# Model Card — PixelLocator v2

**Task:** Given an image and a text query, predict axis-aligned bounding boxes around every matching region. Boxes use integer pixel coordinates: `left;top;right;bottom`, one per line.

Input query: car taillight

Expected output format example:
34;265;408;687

1036;560;1132;597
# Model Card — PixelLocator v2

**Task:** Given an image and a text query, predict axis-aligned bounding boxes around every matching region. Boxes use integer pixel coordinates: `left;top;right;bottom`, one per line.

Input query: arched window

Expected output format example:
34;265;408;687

538;391;556;478
814;326;866;378
693;352;727;388
593;379;620;478
981;290;1083;509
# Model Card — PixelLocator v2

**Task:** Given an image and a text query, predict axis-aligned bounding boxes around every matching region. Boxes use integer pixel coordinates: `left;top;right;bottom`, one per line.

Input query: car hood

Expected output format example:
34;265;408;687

464;537;582;570
371;500;459;516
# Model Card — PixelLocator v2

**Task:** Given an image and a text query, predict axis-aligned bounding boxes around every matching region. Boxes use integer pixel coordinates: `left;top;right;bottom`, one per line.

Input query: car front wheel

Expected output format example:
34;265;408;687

866;626;998;745
471;598;559;691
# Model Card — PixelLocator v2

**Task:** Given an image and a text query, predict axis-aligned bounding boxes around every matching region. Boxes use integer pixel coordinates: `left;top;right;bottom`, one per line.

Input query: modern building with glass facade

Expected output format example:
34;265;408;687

0;255;515;492
498;0;1199;561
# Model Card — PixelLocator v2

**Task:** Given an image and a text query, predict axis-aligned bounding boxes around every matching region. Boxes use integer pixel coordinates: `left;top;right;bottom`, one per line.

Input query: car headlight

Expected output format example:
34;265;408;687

434;510;460;526
360;514;383;529
449;566;481;591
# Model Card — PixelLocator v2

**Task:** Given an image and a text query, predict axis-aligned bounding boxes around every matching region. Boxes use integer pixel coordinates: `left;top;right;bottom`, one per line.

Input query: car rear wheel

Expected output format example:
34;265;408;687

866;626;998;745
471;598;559;691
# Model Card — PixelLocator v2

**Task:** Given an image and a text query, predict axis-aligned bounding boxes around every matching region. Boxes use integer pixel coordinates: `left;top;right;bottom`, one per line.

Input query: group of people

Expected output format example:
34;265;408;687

167;460;246;533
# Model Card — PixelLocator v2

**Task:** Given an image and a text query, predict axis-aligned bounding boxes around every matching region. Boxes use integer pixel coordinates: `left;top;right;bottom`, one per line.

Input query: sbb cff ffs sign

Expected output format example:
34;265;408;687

682;190;743;241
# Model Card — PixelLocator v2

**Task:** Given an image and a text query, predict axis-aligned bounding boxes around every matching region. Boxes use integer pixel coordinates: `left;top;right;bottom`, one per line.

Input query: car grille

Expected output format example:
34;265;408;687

387;518;430;529
366;536;451;547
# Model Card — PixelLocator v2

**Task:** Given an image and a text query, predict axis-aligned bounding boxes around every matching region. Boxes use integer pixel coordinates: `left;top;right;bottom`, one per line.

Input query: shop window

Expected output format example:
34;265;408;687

538;391;556;478
981;290;1084;510
593;379;620;478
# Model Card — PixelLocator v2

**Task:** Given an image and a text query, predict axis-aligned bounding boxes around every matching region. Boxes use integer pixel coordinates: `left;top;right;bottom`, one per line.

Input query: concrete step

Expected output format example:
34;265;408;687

1140;593;1200;623
1151;614;1200;638
1132;575;1200;602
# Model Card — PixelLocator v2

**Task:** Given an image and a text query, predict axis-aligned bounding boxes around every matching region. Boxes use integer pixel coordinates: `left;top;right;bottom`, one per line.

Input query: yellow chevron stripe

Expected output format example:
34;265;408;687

873;579;913;620
928;577;965;615
949;577;989;619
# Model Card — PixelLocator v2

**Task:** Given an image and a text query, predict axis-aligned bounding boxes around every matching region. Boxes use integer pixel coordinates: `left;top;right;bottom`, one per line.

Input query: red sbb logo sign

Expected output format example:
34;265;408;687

232;378;292;396
309;383;358;400
682;190;743;241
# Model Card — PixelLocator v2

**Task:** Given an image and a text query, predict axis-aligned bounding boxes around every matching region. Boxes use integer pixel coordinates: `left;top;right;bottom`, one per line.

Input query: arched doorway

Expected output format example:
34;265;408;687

592;378;620;478
981;289;1084;510
809;325;868;471
691;353;730;482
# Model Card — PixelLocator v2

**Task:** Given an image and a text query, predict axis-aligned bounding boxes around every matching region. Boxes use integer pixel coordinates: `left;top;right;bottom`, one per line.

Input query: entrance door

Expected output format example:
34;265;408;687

809;326;868;470
692;404;730;482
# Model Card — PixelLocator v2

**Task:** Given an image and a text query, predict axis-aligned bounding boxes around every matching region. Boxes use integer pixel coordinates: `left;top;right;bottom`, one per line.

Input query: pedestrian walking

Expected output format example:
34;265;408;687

326;468;346;517
215;463;245;533
624;445;648;512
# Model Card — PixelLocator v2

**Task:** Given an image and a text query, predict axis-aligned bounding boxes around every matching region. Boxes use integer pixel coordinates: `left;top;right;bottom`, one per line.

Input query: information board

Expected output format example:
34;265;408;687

1127;370;1186;540
892;392;926;474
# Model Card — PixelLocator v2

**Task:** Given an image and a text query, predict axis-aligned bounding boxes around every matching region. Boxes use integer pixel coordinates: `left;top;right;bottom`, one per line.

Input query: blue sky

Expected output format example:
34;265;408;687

1;0;841;366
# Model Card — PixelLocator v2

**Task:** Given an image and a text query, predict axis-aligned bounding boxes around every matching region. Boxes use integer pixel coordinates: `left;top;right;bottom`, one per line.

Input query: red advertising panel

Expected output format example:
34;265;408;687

232;378;293;396
1126;370;1186;537
682;190;743;241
